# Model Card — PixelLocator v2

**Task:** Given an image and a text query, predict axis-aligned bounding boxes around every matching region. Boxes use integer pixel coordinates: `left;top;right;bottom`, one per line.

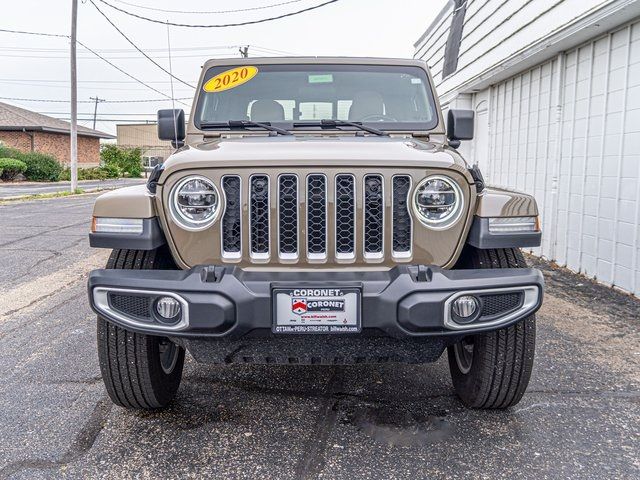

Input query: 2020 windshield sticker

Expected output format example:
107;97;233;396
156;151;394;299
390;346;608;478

203;66;259;93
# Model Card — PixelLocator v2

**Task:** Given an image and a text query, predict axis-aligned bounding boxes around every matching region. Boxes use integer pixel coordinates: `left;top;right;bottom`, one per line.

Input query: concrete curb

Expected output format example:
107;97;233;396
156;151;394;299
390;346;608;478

0;186;127;203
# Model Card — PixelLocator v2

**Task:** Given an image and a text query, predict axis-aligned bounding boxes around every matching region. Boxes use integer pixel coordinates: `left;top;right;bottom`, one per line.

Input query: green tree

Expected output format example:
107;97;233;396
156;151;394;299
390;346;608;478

100;144;142;178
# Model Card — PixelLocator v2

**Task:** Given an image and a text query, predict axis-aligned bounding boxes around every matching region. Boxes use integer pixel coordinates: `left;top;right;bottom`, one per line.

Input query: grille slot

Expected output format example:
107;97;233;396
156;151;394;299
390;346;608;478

363;175;384;257
250;175;270;258
109;293;151;319
278;174;298;258
335;174;356;258
480;293;523;318
392;175;412;257
307;174;327;258
221;176;241;257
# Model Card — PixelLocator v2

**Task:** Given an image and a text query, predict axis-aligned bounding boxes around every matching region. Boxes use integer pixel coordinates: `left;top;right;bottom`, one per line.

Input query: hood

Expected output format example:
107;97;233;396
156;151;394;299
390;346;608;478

161;136;469;179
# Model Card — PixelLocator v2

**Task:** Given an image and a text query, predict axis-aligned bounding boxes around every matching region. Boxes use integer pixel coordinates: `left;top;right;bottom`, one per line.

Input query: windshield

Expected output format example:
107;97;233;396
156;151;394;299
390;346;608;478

194;63;438;131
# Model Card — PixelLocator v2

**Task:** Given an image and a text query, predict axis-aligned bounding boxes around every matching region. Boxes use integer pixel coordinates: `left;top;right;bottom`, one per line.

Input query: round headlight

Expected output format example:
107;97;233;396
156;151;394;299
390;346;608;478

413;175;463;228
170;176;221;230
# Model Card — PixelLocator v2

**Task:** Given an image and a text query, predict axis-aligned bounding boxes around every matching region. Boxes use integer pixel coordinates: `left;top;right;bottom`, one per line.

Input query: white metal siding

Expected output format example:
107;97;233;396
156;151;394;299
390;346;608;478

414;0;639;102
480;21;640;296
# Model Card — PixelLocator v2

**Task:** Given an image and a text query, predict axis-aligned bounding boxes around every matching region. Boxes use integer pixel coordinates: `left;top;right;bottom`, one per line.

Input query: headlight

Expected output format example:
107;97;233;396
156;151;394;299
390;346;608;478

413;175;463;228
170;176;221;230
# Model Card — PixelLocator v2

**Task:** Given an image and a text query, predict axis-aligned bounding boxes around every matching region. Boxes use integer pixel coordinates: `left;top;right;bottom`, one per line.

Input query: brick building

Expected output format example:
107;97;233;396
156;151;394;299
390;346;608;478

0;102;114;166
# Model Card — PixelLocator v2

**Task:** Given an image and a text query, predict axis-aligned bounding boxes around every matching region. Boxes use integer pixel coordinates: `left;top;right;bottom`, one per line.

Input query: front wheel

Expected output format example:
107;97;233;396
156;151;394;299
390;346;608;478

447;247;536;409
97;248;185;410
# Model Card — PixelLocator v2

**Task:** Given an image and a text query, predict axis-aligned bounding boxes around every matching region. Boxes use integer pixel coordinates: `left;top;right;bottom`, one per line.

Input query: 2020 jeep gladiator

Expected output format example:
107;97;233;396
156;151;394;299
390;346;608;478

87;57;543;410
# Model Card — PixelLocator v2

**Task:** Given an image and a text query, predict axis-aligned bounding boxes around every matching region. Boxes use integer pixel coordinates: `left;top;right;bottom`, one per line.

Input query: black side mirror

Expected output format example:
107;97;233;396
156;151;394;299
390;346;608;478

447;109;474;148
158;109;185;148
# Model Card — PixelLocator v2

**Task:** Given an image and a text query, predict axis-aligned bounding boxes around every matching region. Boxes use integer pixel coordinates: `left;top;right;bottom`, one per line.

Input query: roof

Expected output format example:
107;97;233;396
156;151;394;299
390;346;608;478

201;56;428;69
413;0;453;48
0;101;115;139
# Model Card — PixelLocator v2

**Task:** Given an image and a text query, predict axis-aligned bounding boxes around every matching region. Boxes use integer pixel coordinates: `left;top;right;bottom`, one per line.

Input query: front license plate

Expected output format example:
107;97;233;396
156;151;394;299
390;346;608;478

273;287;361;334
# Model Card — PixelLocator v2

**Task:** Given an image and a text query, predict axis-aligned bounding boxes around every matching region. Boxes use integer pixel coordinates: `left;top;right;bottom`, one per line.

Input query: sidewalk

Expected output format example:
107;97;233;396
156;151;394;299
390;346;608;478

0;178;145;200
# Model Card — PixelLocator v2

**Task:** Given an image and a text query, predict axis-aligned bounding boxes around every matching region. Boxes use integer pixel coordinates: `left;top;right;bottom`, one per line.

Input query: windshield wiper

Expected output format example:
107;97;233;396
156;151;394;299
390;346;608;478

200;120;292;136
303;119;389;137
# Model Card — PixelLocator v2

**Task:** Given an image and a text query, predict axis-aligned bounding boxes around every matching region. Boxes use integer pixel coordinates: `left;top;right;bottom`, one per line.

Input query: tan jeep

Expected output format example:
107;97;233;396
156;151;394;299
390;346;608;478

88;57;543;410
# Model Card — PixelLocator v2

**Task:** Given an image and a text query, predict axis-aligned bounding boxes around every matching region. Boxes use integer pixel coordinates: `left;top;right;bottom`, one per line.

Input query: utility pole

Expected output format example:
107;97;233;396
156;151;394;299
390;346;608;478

70;0;78;192
90;96;105;130
239;45;249;58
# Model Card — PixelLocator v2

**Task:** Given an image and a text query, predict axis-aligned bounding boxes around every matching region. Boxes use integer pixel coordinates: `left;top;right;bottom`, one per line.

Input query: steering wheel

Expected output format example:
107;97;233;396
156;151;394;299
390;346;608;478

359;114;398;122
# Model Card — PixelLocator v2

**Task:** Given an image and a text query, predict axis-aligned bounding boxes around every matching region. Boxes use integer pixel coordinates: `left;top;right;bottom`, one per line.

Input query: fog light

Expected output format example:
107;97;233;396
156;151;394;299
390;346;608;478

452;295;478;319
156;297;181;320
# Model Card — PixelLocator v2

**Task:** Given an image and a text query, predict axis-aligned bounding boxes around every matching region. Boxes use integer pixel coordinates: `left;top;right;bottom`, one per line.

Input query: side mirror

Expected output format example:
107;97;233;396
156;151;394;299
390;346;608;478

158;109;185;148
447;109;474;148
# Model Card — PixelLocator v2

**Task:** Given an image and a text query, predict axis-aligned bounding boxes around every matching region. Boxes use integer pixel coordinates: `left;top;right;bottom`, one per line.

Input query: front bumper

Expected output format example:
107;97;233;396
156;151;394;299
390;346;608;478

88;265;543;339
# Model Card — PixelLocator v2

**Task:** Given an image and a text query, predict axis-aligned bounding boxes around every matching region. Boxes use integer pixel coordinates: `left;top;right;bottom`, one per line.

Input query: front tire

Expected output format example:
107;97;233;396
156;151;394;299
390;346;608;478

448;247;536;409
97;248;185;410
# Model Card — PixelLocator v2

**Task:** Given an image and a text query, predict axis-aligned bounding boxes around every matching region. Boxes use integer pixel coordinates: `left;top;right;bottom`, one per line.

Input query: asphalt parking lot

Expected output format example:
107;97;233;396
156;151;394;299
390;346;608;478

0;194;638;480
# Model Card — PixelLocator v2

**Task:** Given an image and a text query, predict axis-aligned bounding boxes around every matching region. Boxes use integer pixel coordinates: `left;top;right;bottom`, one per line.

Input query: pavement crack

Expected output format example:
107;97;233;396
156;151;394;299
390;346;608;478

44;375;103;386
293;368;343;480
526;388;640;399
0;396;112;478
0;291;86;342
0;220;88;249
1;278;80;317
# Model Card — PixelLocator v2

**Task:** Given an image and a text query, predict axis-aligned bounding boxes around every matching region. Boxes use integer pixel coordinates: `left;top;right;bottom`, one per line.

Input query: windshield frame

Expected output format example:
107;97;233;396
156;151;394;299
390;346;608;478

191;60;441;134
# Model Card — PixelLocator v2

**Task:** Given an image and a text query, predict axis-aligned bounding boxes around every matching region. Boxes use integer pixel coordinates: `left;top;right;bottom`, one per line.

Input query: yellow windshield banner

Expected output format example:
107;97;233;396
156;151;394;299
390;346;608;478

203;66;259;93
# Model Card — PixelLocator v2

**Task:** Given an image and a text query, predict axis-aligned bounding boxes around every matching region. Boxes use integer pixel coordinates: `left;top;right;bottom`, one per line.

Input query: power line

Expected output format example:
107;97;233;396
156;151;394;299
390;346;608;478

0;81;192;92
0;28;68;38
0;96;93;103
0;28;190;105
0;51;239;60
75;39;191;106
249;45;300;56
0;78;193;85
110;0;306;15
53;117;170;122
89;0;196;88
41;112;186;116
0;44;296;57
0;96;190;103
0;45;239;53
93;0;341;28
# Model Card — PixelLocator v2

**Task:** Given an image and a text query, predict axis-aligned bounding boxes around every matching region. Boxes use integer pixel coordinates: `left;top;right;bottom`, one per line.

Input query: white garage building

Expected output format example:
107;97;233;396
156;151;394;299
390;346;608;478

415;0;640;297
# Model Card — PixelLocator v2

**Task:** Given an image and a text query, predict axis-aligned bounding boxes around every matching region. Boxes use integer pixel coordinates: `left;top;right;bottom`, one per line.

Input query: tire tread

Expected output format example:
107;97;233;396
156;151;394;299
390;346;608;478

449;247;536;409
97;248;183;410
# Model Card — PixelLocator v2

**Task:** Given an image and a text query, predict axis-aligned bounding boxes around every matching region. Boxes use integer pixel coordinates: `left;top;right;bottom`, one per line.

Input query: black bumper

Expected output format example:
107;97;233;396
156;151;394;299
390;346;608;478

88;265;543;339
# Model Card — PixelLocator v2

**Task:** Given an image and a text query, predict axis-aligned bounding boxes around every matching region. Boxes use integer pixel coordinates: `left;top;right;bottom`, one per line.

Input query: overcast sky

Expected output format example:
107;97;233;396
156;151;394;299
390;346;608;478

0;0;446;134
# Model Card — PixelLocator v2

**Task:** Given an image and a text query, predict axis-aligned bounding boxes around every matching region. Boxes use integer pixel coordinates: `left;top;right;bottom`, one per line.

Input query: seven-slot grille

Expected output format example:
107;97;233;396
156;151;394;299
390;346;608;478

225;174;413;262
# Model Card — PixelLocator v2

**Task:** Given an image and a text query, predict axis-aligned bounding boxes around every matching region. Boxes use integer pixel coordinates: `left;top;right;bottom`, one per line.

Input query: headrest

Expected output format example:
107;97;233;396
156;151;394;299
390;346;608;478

250;100;285;122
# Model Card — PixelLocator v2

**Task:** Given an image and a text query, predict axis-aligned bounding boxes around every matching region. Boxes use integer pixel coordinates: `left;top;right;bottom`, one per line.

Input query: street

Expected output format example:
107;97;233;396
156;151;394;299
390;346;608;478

0;178;145;200
0;194;638;479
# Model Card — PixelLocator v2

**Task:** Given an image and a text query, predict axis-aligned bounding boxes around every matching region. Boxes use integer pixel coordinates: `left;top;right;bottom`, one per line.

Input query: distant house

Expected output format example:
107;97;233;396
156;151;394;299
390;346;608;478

116;123;175;168
0;101;114;166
